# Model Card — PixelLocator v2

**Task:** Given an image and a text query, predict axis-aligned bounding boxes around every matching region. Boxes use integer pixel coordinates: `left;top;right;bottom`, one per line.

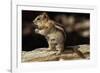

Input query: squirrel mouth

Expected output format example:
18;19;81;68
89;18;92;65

33;24;38;28
33;23;44;30
34;25;43;30
36;26;44;30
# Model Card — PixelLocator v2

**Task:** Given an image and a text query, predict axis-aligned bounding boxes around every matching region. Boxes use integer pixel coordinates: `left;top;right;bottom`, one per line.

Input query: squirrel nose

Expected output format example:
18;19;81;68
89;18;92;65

33;21;36;25
33;20;35;23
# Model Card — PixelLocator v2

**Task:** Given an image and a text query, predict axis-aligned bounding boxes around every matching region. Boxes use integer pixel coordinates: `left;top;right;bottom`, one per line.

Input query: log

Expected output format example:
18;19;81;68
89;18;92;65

22;45;90;62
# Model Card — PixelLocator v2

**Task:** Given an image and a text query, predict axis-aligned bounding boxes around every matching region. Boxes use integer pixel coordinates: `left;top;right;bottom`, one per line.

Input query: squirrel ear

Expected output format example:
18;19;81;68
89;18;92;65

42;12;48;18
42;12;47;15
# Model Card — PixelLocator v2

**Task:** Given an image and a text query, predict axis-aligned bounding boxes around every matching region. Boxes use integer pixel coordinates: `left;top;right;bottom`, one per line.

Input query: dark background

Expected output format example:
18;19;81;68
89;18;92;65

22;10;90;51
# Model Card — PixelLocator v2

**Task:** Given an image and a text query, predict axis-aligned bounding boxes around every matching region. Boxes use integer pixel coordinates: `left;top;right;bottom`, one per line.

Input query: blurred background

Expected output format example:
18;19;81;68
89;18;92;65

22;10;90;51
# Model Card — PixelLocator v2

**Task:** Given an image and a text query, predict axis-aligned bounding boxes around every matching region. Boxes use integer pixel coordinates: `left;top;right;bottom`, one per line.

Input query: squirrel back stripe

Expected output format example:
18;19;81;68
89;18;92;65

54;22;66;41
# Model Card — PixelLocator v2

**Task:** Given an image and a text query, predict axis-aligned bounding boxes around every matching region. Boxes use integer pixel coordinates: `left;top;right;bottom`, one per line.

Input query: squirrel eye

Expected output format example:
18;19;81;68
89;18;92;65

37;18;40;20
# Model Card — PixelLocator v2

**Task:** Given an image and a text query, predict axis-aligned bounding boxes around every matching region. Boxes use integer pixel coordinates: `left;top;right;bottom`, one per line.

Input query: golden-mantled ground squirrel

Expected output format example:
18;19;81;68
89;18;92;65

33;13;66;55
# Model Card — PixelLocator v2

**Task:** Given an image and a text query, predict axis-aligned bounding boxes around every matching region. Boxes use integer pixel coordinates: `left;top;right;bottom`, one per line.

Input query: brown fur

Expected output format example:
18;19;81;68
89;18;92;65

33;13;65;55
